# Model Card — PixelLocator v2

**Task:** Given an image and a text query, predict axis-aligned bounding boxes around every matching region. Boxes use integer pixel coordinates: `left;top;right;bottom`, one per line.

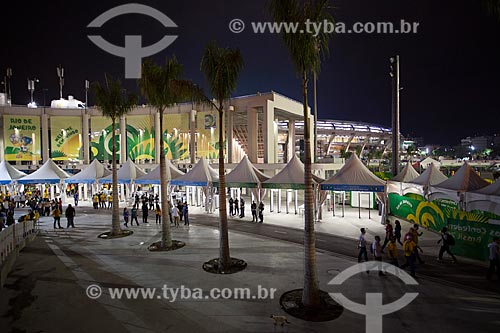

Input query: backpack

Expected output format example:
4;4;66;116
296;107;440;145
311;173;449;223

446;234;456;246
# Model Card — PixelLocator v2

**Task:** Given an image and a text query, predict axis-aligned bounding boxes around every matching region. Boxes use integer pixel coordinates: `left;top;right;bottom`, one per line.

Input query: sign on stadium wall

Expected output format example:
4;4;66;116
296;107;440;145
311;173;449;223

3;115;41;161
50;116;82;161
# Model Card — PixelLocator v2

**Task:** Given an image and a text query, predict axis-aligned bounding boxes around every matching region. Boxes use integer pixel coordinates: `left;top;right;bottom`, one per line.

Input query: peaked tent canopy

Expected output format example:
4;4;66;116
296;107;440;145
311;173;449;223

391;163;419;182
100;159;147;184
220;156;270;188
170;157;218;187
0;161;27;185
434;162;489;192
420;157;441;169
409;163;448;186
65;159;111;184
18;159;70;184
320;154;385;192
135;158;184;185
473;180;500;196
262;155;324;190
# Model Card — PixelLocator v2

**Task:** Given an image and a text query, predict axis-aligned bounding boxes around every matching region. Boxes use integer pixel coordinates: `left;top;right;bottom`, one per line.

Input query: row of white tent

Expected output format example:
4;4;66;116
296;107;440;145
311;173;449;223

1;154;498;215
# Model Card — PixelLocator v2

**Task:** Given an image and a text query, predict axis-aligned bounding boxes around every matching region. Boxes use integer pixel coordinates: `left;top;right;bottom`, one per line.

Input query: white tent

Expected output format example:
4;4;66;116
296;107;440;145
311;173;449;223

135;158;184;185
409;163;448;187
0;161;26;185
65;159;111;184
263;155;323;189
391;163;419;182
100;159;146;184
420;157;441;169
429;162;489;203
387;163;420;195
320;154;385;192
170;157;218;186
223;156;270;188
467;180;500;216
18;159;70;184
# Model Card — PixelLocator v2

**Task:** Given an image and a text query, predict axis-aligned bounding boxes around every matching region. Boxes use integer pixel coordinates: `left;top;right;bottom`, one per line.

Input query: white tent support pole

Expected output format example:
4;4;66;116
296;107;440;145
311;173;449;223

342;191;345;218
186;187;190;206
332;191;335;217
358;192;361;219
368;192;371;219
294;190;298;215
83;183;88;200
270;189;274;212
278;189;281;213
286;190;289;214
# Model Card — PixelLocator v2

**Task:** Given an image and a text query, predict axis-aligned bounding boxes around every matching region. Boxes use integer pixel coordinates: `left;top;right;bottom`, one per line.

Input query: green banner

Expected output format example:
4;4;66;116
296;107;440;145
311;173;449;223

389;193;500;261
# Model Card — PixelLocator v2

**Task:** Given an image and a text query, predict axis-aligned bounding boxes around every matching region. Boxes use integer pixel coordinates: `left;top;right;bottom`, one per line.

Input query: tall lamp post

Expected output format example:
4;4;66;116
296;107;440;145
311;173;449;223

390;55;400;177
27;78;39;106
57;64;64;99
6;67;12;105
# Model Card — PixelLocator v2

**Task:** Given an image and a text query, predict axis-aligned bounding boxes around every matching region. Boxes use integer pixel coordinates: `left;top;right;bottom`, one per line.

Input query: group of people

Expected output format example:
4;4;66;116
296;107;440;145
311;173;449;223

229;197;265;223
357;220;458;277
122;199;189;228
92;192;113;209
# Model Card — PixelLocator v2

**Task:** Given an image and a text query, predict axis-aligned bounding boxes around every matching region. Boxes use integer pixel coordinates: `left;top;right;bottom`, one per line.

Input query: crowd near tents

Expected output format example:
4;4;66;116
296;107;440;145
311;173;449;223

1;154;499;218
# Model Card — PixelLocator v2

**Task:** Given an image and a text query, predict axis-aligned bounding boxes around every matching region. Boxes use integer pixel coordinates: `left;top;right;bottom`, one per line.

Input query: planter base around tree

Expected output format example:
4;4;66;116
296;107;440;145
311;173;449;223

97;230;134;239
279;289;343;322
202;257;247;274
148;240;186;252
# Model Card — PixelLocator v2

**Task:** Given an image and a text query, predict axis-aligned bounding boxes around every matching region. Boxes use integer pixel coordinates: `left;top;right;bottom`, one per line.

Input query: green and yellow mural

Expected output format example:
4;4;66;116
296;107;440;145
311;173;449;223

3;115;41;161
88;113;222;161
389;193;500;260
90;117;119;161
50;116;82;160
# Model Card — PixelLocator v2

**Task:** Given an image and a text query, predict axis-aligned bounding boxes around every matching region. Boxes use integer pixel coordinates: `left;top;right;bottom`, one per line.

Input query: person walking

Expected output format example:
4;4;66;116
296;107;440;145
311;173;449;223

183;202;189;226
107;194;113;209
93;194;99;209
229;197;234;216
73;192;79;206
357;228;369;263
155;204;161;224
234;198;239;217
65;204;76;228
371;235;385;276
394;220;403;245
142;202;149;224
167;201;173;224
52;206;62;229
487;236;500;280
401;235;421;277
381;220;393;250
437;227;457;263
411;225;425;264
251;201;257;222
123;208;130;227
172;204;180;227
258;201;264;223
177;201;184;222
131;205;139;226
239;197;245;218
387;237;399;267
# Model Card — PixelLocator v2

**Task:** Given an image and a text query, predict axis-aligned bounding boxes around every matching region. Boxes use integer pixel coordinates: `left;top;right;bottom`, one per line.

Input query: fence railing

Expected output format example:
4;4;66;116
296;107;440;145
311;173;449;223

0;220;37;265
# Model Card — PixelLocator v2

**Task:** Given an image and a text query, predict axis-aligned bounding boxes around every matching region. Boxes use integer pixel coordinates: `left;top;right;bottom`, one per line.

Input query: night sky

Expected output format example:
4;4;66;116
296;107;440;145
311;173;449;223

1;0;499;145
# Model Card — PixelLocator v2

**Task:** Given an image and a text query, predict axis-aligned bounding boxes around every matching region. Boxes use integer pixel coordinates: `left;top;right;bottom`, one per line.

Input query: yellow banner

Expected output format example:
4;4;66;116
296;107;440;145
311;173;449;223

196;111;221;159
50;116;82;160
3;115;41;161
162;113;190;160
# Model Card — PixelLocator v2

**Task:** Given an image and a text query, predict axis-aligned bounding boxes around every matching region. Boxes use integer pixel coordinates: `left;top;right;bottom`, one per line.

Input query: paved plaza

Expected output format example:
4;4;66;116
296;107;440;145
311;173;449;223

1;201;499;332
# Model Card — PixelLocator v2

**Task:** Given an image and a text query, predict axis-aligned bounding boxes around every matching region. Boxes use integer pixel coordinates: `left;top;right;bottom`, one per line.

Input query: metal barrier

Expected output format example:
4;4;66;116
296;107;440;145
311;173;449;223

0;220;37;265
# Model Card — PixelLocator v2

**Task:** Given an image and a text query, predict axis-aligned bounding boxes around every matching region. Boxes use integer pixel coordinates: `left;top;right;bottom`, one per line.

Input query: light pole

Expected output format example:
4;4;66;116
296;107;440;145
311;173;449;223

57;64;64;99
390;55;400;177
6;67;12;105
27;78;39;105
85;79;89;108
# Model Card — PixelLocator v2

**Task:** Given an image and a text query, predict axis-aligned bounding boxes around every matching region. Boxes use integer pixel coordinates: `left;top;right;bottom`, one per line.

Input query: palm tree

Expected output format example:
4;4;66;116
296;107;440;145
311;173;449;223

200;41;244;272
93;75;138;236
484;0;500;18
140;58;204;249
270;0;333;308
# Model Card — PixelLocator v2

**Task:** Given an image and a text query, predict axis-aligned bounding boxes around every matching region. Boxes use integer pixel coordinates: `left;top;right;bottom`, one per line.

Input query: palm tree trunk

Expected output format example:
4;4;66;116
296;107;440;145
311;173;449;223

218;107;230;271
111;118;121;236
301;72;320;307
159;110;173;248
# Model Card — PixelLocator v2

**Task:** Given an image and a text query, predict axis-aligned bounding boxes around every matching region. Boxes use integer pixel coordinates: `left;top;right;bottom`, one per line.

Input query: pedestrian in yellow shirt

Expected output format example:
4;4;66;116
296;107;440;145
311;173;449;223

387;237;399;267
155;205;161;224
107;194;113;209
